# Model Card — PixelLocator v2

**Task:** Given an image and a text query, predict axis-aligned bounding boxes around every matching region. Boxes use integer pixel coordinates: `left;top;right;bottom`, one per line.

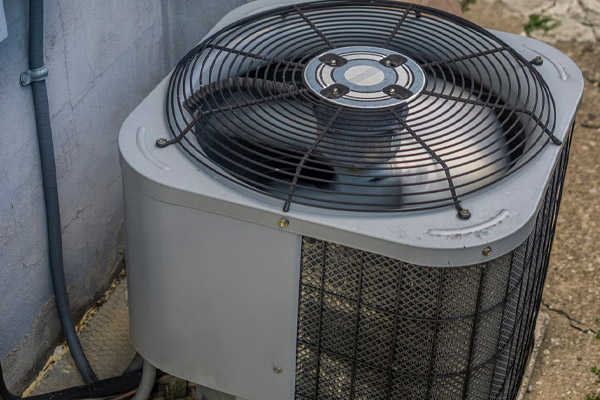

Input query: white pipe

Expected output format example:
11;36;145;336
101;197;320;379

131;360;157;400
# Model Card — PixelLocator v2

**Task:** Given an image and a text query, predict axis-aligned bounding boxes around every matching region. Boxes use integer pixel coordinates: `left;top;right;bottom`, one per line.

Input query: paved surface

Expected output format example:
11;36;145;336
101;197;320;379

516;313;550;400
24;275;135;395
465;3;600;400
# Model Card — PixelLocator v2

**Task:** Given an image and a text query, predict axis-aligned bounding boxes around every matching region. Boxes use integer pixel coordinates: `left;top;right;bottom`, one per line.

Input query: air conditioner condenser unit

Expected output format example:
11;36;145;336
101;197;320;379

118;1;583;399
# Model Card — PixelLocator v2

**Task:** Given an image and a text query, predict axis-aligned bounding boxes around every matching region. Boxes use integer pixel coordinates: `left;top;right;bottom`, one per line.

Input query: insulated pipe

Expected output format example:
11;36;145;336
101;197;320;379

27;0;97;385
130;360;157;400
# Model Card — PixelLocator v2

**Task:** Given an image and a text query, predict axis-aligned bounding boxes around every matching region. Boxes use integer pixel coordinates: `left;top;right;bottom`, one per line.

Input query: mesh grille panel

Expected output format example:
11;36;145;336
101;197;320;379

294;126;573;399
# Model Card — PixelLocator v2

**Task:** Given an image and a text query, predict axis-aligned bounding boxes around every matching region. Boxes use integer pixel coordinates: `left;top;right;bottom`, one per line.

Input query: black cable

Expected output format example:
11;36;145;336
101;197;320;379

0;363;143;400
27;0;97;384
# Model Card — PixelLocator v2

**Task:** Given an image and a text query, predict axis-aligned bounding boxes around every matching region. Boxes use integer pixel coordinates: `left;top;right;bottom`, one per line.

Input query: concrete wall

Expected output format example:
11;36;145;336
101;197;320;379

0;0;244;391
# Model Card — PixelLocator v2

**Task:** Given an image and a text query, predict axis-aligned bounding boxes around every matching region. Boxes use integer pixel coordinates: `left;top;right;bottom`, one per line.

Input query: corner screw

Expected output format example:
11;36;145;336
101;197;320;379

388;88;396;96
156;138;167;146
273;366;283;374
531;55;543;66
278;218;289;228
332;87;340;98
459;208;471;219
384;59;391;67
482;246;492;256
329;59;337;67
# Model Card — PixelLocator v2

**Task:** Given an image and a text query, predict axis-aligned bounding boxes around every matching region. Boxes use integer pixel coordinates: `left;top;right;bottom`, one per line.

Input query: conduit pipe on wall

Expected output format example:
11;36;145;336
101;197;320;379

0;2;158;399
24;0;98;385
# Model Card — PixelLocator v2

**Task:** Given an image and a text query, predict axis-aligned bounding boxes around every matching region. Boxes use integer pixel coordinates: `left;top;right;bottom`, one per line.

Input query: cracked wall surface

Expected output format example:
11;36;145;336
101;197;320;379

0;0;244;392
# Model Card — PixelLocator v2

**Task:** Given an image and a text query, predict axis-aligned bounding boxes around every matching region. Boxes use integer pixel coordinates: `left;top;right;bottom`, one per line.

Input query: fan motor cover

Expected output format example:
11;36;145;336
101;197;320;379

118;1;583;399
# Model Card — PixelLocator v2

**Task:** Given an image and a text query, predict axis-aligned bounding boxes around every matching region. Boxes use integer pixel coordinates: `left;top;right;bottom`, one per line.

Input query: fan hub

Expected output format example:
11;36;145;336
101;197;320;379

303;46;425;109
343;64;386;86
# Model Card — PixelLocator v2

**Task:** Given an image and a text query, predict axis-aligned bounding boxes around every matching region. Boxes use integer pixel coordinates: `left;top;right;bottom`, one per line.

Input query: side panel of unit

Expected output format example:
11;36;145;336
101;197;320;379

123;176;301;400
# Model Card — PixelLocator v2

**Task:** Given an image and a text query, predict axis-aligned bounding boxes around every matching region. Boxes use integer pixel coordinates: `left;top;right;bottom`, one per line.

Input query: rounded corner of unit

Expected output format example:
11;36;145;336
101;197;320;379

489;202;545;257
117;118;140;157
421;204;540;265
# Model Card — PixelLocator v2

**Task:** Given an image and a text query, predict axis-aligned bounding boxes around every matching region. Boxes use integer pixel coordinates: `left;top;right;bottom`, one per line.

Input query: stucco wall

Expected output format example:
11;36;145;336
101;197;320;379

0;0;244;391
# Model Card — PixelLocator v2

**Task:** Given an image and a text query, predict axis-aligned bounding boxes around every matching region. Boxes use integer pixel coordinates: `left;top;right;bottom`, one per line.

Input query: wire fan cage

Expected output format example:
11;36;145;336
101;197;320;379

294;127;572;400
163;0;559;214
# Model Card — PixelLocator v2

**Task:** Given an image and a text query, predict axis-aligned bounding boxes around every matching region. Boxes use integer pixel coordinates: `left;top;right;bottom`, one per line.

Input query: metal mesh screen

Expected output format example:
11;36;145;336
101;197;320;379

294;126;573;399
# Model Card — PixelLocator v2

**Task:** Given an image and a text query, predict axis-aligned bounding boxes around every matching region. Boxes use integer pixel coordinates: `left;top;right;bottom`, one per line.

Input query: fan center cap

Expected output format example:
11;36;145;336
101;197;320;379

344;65;386;86
303;46;425;109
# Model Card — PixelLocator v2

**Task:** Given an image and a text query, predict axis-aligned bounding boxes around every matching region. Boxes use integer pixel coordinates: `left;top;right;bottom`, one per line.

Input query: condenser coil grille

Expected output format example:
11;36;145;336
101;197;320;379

163;0;560;215
294;128;572;400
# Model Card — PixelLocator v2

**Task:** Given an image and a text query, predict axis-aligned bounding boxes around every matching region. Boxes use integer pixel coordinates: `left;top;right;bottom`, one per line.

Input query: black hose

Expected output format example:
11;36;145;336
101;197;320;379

27;0;97;385
0;363;143;400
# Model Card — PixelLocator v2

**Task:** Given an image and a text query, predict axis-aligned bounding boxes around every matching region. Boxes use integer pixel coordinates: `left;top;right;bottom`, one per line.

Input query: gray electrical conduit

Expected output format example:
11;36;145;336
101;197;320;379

0;2;160;399
17;1;161;399
26;0;97;385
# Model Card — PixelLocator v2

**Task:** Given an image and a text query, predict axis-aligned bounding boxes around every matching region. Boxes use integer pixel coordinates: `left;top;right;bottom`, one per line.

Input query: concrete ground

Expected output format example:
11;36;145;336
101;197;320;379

465;2;600;399
23;273;135;395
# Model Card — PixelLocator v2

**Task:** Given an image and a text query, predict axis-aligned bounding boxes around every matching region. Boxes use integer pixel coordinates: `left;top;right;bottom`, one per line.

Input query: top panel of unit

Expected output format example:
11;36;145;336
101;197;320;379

119;0;583;266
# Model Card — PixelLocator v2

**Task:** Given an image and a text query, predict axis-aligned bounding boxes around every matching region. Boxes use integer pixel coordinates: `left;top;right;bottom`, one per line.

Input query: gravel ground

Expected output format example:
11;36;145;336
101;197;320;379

465;3;600;399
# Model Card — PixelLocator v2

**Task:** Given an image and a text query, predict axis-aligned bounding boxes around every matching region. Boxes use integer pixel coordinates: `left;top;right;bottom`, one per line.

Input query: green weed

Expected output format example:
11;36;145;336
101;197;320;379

523;14;560;37
460;0;477;12
586;366;600;399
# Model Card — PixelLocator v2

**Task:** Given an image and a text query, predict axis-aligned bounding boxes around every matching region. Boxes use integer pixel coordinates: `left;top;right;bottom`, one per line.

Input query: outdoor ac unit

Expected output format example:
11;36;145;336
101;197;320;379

118;1;583;399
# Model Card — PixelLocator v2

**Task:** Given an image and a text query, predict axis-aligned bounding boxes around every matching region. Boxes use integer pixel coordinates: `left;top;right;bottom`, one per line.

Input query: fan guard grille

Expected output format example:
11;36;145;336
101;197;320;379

163;0;559;215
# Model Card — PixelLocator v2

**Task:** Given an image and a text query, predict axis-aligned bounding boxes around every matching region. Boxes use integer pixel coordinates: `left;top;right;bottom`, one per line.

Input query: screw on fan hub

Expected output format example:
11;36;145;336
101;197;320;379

379;54;408;68
303;46;425;109
320;83;349;99
383;85;413;99
319;53;348;67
